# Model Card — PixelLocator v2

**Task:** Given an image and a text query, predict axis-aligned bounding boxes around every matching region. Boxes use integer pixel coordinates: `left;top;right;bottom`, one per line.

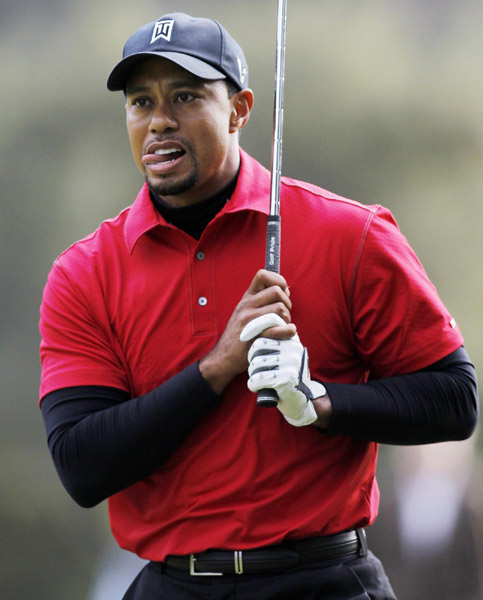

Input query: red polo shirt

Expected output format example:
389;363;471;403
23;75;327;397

39;149;463;560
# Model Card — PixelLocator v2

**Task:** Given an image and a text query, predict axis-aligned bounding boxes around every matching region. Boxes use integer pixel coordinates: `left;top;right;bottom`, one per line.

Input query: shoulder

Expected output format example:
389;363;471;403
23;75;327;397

41;207;134;329
54;206;131;270
282;176;375;216
280;176;398;236
44;206;133;299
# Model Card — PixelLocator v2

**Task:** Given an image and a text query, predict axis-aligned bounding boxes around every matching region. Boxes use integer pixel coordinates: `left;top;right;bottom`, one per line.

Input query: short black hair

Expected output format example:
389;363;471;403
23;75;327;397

225;79;240;98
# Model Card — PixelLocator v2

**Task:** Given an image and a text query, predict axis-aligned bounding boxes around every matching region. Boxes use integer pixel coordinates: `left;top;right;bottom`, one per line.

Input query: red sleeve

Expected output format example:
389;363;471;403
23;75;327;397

39;257;130;400
350;206;464;378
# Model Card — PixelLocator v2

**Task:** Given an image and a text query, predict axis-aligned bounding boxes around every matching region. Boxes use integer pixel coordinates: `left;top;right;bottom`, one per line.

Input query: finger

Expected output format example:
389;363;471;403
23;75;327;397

248;269;290;295
248;353;282;377
248;340;303;377
247;337;282;363
252;288;292;314
248;369;297;393
247;370;279;393
247;334;300;361
240;313;286;342
259;323;297;340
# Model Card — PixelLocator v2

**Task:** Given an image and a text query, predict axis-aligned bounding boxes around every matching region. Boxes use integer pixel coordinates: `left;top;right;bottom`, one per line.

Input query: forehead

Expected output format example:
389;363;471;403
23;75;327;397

125;57;217;92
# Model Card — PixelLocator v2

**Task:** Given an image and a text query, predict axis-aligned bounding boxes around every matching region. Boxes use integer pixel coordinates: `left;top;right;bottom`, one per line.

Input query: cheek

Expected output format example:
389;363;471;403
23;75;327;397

197;120;230;160
196;135;225;176
126;121;145;169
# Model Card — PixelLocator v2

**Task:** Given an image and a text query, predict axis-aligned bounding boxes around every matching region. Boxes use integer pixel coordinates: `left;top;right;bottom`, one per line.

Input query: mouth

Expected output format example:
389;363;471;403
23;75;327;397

143;141;187;169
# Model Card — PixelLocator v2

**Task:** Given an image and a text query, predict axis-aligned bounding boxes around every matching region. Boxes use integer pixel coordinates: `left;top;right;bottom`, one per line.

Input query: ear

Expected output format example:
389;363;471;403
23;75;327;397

229;89;254;133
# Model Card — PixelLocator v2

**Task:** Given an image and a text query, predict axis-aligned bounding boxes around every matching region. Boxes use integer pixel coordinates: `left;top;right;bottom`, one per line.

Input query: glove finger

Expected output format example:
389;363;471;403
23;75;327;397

247;370;279;393
247;337;281;363
248;337;304;365
248;368;299;392
248;353;281;377
240;312;286;342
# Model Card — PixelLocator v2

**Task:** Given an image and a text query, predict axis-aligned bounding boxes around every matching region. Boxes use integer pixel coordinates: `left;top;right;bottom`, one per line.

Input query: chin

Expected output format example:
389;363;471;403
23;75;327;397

147;171;199;199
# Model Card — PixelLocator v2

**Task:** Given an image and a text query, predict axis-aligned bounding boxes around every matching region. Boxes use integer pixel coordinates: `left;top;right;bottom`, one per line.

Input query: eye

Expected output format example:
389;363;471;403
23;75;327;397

131;97;151;108
174;92;196;104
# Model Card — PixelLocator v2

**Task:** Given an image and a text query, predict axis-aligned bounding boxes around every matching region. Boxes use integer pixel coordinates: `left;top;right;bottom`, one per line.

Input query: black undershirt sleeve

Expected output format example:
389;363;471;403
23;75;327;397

41;362;219;508
41;347;478;508
325;346;478;444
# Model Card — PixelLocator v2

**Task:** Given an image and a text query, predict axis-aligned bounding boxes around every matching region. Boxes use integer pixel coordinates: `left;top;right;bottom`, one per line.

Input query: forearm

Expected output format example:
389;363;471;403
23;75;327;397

41;362;219;507
322;348;478;444
41;270;297;508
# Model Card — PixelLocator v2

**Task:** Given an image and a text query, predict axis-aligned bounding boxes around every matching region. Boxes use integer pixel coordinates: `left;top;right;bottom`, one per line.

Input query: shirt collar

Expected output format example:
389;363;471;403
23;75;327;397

124;149;271;253
222;149;271;216
124;183;166;253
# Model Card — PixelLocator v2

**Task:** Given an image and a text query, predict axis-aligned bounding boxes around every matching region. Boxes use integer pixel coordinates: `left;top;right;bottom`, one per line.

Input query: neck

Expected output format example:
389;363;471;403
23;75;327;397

150;169;240;240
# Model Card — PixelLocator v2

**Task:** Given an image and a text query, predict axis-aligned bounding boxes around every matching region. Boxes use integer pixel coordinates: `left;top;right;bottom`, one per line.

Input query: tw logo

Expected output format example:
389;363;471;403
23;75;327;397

151;20;174;44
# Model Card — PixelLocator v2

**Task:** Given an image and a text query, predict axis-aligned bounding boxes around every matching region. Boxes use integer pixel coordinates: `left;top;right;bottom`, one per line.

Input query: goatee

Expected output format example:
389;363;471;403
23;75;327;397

145;157;199;198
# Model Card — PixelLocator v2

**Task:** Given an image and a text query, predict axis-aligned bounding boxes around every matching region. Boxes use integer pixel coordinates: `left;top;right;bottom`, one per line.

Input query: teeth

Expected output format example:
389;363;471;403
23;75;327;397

154;148;180;155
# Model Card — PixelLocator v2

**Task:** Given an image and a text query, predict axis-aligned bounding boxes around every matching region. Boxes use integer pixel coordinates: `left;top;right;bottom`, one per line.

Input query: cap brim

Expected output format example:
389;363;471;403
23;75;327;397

107;51;226;91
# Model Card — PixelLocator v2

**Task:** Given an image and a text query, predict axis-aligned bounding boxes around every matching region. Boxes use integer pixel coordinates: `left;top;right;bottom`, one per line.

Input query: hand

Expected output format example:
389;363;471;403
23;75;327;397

244;321;327;427
199;270;296;395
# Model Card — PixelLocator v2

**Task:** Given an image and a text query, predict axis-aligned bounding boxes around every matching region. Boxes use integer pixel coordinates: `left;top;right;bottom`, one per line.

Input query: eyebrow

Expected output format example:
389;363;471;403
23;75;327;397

125;85;150;95
125;79;208;95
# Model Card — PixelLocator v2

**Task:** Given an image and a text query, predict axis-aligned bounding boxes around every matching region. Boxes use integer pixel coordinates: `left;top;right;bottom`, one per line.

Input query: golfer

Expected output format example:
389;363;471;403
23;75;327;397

39;13;478;599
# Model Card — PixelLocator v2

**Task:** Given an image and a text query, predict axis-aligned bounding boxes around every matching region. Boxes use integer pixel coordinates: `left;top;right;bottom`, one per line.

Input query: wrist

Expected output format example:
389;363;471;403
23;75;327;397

199;352;238;396
312;391;333;430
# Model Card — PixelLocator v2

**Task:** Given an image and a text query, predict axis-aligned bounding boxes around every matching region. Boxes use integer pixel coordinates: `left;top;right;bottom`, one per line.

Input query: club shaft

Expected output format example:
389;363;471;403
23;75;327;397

269;0;287;222
258;0;288;408
265;0;287;275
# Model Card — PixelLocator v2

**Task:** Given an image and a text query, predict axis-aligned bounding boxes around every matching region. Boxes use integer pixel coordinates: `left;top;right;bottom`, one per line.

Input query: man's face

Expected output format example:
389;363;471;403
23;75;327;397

125;57;251;207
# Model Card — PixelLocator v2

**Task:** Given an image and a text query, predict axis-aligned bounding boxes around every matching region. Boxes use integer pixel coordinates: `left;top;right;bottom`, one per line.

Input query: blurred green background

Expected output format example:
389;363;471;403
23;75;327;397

1;0;481;598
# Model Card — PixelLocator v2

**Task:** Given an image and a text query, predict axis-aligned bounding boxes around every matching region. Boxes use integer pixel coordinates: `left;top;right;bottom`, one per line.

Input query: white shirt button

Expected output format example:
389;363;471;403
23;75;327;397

196;251;205;261
198;297;208;306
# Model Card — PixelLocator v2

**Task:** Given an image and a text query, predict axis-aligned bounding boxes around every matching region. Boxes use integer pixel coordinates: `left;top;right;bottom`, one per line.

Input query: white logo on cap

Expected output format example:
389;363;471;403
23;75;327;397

236;56;248;84
151;20;174;43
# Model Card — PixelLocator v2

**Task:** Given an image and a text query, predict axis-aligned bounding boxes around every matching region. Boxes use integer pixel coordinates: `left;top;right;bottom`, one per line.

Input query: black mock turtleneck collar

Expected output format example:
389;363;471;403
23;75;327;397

149;170;240;240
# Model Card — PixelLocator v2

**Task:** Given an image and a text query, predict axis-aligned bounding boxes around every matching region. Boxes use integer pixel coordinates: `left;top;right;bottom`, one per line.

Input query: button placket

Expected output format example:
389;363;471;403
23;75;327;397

191;248;215;334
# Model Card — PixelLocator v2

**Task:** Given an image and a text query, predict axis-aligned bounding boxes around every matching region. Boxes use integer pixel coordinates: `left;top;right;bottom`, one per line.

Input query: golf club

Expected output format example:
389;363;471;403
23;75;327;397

257;0;288;408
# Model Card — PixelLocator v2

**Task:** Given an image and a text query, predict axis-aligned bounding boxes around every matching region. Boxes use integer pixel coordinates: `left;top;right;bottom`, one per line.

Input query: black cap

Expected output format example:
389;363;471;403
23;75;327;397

107;13;249;92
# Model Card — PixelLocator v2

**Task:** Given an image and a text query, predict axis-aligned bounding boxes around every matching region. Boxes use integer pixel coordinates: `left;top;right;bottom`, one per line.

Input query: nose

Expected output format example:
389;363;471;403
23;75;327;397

149;102;178;133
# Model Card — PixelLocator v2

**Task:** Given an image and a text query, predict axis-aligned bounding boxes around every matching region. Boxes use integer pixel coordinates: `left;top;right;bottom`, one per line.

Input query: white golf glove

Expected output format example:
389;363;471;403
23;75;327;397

240;313;326;427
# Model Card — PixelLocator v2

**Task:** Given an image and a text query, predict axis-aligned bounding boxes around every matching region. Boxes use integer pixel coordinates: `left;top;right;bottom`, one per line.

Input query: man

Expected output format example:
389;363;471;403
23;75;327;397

39;13;478;600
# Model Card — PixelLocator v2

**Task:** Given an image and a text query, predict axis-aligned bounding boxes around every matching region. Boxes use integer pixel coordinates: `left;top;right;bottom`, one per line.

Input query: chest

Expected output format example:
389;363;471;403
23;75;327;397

101;213;362;394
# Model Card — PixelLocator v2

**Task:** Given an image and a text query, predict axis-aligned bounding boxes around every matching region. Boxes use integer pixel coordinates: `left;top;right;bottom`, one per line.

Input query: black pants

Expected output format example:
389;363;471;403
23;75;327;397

122;551;397;600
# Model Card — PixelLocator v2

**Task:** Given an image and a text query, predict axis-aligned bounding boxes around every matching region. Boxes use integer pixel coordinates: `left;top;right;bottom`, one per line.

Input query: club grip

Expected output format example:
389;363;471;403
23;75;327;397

257;215;282;408
257;388;279;408
265;216;281;273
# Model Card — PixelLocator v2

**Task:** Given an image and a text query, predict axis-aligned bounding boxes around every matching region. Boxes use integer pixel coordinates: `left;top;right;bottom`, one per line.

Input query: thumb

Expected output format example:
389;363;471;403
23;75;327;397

240;312;286;342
